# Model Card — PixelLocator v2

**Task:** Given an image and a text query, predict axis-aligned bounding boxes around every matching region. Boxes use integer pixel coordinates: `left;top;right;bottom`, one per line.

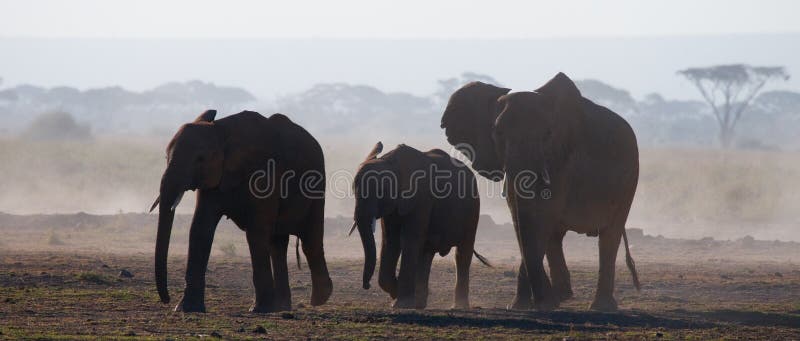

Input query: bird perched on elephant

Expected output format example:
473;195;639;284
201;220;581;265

440;73;640;312
351;142;491;309
151;109;332;313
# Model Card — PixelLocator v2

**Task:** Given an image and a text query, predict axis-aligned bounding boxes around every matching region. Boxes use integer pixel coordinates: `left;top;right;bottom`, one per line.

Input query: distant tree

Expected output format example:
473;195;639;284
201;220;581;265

677;64;789;148
276;83;433;134
21;111;91;141
434;72;504;103
753;90;800;115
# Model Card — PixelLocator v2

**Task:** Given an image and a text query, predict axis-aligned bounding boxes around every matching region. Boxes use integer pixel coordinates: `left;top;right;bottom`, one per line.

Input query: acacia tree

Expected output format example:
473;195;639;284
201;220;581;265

678;64;789;148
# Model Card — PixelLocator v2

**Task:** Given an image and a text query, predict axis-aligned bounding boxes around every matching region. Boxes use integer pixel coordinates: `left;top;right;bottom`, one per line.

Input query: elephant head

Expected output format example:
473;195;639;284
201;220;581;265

150;109;225;304
441;73;582;185
441;81;510;181
351;142;428;291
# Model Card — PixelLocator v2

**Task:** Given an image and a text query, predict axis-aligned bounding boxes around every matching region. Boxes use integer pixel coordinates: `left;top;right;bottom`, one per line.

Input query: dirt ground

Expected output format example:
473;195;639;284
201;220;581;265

1;214;799;339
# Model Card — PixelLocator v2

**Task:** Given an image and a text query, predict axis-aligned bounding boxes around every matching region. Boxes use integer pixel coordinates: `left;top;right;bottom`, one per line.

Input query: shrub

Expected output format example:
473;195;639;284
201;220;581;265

47;230;65;245
21;111;91;141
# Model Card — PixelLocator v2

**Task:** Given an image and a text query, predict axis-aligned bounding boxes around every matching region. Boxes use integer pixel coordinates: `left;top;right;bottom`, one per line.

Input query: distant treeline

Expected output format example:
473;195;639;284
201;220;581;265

1;73;799;149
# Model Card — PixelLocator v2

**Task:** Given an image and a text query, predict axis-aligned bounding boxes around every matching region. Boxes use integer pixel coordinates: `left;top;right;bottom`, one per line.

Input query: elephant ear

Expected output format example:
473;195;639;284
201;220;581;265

364;142;383;162
440;82;510;181
194;109;217;123
536;72;583;113
535;72;584;164
390;145;429;216
218;134;271;193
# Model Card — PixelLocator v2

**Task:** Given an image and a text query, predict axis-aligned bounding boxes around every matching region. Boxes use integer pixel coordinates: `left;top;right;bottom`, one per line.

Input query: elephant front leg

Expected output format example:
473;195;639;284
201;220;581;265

176;198;221;313
515;205;558;311
508;261;533;310
393;228;423;309
270;234;292;311
246;227;276;313
507;193;532;310
547;230;574;303
590;227;622;312
378;222;401;299
452;245;473;310
414;251;435;309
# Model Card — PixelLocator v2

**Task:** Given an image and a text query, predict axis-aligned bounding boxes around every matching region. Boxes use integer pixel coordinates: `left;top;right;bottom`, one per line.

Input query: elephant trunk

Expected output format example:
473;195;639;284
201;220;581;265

154;173;185;304
355;211;377;290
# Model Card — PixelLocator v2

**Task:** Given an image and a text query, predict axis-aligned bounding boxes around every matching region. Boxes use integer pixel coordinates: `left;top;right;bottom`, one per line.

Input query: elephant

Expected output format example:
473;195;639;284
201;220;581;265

440;72;640;312
350;142;491;309
151;109;333;313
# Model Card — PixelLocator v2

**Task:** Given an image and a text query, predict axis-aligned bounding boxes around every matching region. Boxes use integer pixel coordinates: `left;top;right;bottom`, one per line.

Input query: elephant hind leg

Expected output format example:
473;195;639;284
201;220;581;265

547;229;573;303
590;226;622;312
591;197;635;312
414;251;435;309
301;199;332;306
246;227;276;313
270;234;292;311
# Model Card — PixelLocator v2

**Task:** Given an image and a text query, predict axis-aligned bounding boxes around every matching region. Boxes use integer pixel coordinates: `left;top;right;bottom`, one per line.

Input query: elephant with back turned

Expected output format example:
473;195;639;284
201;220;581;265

440;73;640;312
152;109;332;313
351;142;490;309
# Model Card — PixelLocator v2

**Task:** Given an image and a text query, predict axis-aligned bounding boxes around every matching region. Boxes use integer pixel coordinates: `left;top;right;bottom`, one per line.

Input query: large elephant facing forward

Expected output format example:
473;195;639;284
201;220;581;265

441;73;640;312
152;110;332;313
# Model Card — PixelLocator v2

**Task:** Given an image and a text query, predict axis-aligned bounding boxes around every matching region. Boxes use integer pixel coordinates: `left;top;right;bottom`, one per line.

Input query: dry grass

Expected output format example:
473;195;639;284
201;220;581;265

0;251;798;340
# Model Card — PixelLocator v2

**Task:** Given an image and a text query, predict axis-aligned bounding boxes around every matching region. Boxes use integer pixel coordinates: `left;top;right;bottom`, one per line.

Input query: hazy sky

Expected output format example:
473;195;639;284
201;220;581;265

1;1;798;100
1;0;799;39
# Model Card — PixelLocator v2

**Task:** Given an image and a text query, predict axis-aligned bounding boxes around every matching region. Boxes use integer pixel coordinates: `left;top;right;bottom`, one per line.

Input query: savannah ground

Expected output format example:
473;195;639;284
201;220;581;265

1;141;800;339
1;213;799;340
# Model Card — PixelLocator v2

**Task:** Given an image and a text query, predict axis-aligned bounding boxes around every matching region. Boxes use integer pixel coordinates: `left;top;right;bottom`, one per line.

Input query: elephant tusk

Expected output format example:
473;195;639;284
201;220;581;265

347;221;357;236
149;196;160;213
170;192;184;211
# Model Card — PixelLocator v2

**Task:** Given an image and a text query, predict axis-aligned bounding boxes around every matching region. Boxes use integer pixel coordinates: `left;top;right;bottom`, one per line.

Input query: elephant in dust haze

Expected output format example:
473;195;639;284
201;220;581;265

351;142;491;309
440;73;640;312
151;109;332;313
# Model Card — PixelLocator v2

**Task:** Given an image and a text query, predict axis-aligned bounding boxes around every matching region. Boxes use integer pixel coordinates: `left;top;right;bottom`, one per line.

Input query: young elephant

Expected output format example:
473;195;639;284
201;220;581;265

351;142;490;309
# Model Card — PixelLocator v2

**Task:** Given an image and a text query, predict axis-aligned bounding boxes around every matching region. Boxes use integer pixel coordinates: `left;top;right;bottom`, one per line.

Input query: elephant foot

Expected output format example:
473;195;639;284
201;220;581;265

506;295;532;310
378;278;398;299
273;298;292;312
589;295;618;312
249;302;276;314
174;296;206;313
533;297;559;312
414;295;429;310
392;296;416;309
451;300;469;310
556;287;574;302
310;276;333;306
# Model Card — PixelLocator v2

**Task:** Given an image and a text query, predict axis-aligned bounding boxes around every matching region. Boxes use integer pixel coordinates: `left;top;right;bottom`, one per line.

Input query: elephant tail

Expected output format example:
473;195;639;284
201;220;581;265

473;250;493;268
296;236;303;270
622;228;641;291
